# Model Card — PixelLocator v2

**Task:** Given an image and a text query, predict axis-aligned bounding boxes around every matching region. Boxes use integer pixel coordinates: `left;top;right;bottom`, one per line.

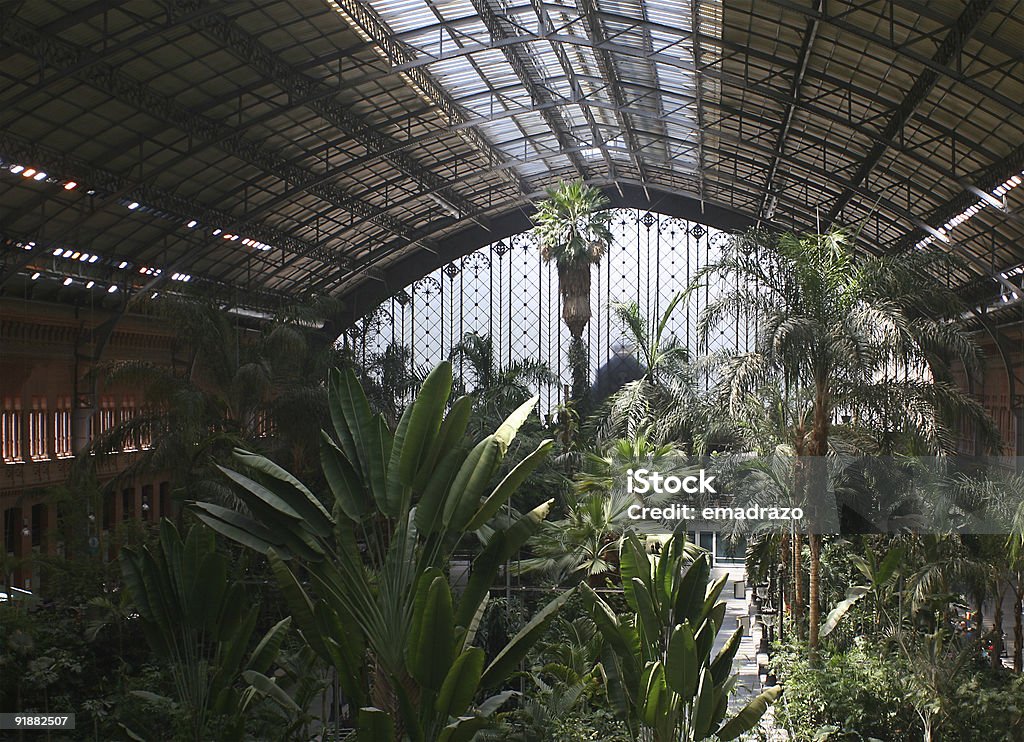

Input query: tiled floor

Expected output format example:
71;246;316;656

712;566;787;739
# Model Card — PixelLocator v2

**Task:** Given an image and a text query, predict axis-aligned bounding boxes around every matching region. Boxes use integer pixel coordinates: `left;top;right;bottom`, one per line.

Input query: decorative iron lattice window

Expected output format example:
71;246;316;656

347;210;753;413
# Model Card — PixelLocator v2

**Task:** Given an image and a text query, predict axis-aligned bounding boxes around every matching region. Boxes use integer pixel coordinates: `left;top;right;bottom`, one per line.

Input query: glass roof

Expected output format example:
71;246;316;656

0;0;1021;316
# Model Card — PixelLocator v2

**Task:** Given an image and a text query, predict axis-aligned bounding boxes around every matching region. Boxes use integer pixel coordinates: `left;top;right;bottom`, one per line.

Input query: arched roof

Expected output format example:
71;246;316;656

1;0;1022;315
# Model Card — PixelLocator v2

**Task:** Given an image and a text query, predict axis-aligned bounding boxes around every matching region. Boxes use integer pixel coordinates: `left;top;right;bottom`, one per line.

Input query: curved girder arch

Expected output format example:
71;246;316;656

332;183;757;323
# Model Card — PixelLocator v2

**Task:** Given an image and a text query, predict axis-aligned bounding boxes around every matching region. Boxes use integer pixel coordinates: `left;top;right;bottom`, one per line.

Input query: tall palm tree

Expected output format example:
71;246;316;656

533;181;612;404
697;228;994;651
533;181;612;339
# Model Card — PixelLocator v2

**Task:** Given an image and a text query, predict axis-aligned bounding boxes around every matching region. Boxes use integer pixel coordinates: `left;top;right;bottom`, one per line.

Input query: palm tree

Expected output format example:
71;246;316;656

86;298;341;506
697;228;994;651
533;180;612;403
516;435;688;586
448;332;553;428
593;290;729;452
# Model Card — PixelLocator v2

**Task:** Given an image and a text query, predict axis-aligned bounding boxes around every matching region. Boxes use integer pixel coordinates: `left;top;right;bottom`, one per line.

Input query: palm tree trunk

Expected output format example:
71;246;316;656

1015;574;1023;673
793;532;804;639
807;378;830;653
808;532;822;651
558;264;592;340
992;582;1004;671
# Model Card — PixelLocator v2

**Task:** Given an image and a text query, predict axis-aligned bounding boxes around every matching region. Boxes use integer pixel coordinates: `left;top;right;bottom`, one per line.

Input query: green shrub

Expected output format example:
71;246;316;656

771;640;918;740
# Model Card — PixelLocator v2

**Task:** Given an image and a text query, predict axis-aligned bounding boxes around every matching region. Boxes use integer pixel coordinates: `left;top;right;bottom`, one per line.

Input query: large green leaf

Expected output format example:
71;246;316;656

398;361;452;485
454;500;551;628
421;395;473;479
437;716;488;742
709;626;743;685
466;439;554;530
691;666;716;739
216;465;303;521
480;587;575;688
665;621;698;698
407;570;456;690
191;503;286;557
494;394;539;453
619;534;650;614
357;707;395;742
820;585;870;639
320;432;371;521
242;670;300;712
233;448;333;535
673;553;710;625
385;403;414;517
631;577;661;647
715;685;782;740
414;445;468;534
443;436;500;530
639;660;667;729
246;617;291;674
435;647;485;718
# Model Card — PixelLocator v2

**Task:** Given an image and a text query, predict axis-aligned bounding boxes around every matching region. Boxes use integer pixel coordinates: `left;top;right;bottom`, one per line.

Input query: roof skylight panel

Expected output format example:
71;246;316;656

371;0;436;33
599;0;645;22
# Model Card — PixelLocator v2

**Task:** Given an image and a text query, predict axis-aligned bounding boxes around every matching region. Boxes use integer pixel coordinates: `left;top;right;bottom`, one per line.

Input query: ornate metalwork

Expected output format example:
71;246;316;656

354;209;752;412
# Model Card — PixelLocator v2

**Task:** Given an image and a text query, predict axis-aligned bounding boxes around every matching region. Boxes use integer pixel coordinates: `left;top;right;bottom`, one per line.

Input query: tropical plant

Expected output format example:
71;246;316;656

86;298;342;504
584;534;781;741
193;361;576;740
120;521;292;741
697;228;995;650
593;292;721;453
517;435;686;586
533;180;613;340
449;332;554;430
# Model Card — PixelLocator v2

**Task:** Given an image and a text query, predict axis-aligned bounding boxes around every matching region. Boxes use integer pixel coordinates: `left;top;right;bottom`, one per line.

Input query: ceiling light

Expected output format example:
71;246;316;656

89;255;98;263
31;272;40;280
118;261;128;269
52;248;62;256
107;285;118;293
78;253;89;261
63;277;72;286
64;181;78;190
71;252;81;260
187;220;197;228
32;171;47;181
86;280;95;289
21;168;36;178
10;165;24;174
213;229;222;236
127;202;139;210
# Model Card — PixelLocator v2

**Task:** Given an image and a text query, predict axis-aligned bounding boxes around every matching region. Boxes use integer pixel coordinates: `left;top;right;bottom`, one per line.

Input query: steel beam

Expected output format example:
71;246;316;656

893;141;1024;252
0;131;335;264
161;0;478;221
758;0;821;222
469;0;590;179
0;6;424;249
825;0;995;226
324;0;533;198
575;0;651;186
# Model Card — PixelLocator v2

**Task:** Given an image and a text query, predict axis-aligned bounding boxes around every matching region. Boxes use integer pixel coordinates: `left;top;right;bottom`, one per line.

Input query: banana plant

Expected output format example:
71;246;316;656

120;521;292;741
584;533;781;741
193;361;574;741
